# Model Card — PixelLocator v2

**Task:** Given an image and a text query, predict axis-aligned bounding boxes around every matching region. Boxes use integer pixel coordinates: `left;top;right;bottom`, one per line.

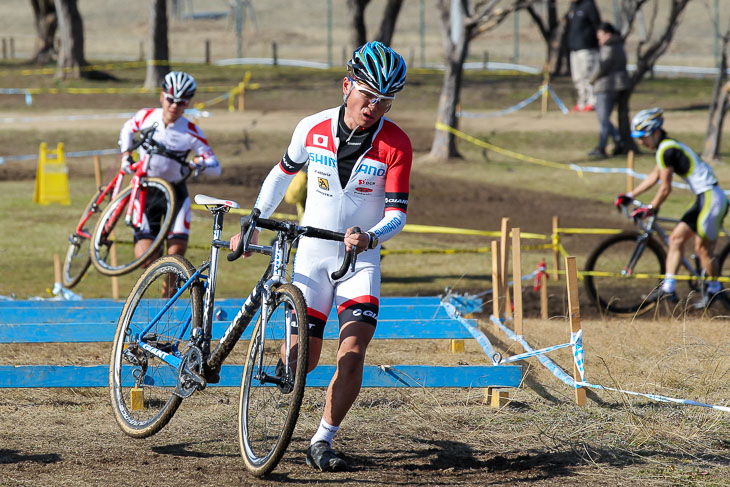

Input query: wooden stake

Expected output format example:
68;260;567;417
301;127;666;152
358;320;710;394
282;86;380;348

500;217;512;318
93;155;102;188
626;150;634;193
540;273;548;320
53;253;61;284
491;240;500;317
565;256;586;406
552;216;560;281
512;228;523;336
491;241;501;328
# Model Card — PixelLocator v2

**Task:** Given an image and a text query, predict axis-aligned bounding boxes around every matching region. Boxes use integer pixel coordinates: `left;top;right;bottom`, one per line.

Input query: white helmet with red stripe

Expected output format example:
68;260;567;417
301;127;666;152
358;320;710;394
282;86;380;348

161;71;196;100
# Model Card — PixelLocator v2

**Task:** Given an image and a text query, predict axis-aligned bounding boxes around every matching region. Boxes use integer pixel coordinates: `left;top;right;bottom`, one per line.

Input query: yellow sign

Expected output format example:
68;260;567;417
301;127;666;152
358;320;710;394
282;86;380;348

33;142;71;205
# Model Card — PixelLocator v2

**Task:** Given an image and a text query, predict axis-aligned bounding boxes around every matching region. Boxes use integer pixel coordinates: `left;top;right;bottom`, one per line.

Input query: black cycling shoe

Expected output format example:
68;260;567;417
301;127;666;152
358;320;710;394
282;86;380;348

275;358;293;394
306;441;347;472
645;287;679;304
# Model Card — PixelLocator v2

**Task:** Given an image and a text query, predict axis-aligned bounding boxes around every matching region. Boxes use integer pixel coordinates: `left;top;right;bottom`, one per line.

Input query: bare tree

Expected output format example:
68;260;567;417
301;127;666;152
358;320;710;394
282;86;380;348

347;0;404;50
429;0;537;161
376;0;405;47
54;0;87;79
524;0;566;74
144;0;170;90
620;0;692;90
703;16;730;163
30;0;57;64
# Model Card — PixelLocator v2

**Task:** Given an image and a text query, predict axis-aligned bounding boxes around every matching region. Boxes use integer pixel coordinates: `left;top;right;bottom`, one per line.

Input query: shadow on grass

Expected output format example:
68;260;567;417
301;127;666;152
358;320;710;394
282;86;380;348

151;440;237;459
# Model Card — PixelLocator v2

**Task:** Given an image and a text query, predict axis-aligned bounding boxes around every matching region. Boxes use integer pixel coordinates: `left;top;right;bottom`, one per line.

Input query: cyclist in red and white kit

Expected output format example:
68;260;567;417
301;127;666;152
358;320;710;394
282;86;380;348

119;71;221;261
231;41;411;472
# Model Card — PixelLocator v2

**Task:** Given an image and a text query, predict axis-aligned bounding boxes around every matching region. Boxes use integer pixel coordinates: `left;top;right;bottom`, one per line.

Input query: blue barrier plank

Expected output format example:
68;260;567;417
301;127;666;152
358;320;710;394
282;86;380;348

0;364;521;388
0;318;475;343
0;298;446;324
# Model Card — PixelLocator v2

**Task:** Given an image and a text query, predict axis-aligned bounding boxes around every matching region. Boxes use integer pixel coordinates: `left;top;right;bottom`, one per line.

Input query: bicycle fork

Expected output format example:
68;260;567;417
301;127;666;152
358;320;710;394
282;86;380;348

622;233;651;277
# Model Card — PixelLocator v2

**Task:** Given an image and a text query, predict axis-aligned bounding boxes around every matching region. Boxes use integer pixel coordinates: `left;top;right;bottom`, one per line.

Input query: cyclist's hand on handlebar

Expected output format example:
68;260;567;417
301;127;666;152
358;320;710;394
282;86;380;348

121;154;135;174
630;205;655;221
614;193;632;208
344;227;369;254
229;229;258;258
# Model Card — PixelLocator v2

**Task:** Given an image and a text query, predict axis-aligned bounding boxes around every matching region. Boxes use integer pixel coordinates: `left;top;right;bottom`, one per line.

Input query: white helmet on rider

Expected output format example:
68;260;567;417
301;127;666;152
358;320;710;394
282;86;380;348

161;71;196;101
631;108;664;138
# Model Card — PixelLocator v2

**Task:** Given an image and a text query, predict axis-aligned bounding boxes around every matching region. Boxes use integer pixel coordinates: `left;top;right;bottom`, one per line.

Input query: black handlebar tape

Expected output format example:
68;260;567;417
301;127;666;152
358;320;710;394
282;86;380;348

331;226;360;280
226;209;260;261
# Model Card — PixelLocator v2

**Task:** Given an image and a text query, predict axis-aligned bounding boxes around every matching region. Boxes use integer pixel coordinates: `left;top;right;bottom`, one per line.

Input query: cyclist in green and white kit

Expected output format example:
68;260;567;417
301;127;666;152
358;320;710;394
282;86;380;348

615;108;728;308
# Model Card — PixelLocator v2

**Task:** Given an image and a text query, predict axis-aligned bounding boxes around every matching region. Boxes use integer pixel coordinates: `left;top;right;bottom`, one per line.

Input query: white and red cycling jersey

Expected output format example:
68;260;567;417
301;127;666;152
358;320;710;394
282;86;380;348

119;108;221;183
253;106;412;336
119;108;221;240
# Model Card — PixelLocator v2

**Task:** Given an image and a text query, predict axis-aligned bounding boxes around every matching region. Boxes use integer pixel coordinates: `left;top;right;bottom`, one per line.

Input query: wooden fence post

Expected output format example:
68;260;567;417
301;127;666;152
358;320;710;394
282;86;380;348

491;240;500;319
53;253;61;285
552;215;560;281
512;228;523;335
93;155;102;188
565;256;586;406
540;273;548;320
626;150;634;193
205;39;211;64
500;217;512;319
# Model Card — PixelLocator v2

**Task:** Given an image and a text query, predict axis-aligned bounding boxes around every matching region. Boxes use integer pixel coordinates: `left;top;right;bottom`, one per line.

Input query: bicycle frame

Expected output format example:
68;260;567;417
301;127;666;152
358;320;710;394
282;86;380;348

130;207;294;390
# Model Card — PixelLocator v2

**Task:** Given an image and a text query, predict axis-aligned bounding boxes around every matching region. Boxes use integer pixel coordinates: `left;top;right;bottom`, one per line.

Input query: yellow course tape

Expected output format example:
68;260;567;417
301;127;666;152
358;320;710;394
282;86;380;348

558;227;623;235
435;122;584;177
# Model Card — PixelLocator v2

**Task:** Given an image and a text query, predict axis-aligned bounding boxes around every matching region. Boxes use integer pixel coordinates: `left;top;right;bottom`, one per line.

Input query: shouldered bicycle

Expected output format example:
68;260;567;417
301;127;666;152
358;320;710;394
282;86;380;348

108;194;356;476
583;198;730;316
62;124;196;287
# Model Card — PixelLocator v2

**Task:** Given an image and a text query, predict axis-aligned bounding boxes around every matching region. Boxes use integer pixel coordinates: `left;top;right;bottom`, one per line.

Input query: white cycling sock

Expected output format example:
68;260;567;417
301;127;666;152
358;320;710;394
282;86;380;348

662;275;676;293
311;418;339;446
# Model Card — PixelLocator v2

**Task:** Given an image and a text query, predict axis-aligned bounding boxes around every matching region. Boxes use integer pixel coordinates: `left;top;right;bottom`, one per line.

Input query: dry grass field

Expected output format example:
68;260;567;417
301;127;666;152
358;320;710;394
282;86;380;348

1;2;730;485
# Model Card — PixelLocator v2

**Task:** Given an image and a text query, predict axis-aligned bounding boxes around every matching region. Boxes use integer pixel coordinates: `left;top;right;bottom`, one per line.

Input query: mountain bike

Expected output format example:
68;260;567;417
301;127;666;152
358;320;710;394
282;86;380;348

583;198;730;316
62;125;195;287
108;195;356;476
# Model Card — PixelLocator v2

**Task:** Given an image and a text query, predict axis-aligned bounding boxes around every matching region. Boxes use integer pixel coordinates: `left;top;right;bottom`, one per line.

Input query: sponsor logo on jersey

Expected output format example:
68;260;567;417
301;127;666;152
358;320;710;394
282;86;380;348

385;198;408;205
355;187;373;193
312;134;329;148
318;177;330;191
357;164;386;177
309;151;336;168
358;179;376;185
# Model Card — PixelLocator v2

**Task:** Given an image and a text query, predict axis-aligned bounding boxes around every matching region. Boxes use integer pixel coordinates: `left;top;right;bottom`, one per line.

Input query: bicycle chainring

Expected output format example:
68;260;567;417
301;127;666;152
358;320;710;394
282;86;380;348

175;346;206;398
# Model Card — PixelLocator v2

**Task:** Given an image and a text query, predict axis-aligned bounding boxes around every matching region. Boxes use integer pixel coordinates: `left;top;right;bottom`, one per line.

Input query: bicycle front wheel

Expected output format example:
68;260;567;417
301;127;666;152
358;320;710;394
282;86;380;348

109;255;202;438
90;178;176;277
238;283;309;476
62;192;104;288
584;231;666;316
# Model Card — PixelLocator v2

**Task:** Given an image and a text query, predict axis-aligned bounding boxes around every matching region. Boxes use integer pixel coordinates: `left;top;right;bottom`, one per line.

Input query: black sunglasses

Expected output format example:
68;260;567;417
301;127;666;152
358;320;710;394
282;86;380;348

164;95;189;106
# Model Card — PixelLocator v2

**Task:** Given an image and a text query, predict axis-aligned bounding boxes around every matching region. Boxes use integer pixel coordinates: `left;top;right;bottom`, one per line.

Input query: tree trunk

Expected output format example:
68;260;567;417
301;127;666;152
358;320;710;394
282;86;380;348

144;0;170;90
54;0;86;79
30;0;57;64
703;81;730;163
375;0;404;46
348;0;370;50
430;54;466;160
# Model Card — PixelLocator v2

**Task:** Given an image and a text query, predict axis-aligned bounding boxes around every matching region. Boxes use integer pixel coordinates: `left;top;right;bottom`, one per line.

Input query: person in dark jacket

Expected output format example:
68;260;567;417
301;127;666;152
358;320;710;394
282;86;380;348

588;22;633;157
566;0;601;112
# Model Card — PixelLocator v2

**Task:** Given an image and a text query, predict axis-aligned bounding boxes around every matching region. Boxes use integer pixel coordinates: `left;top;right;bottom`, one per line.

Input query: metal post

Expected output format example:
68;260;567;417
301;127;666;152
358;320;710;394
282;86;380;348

420;0;426;68
236;0;243;58
513;11;519;64
327;0;333;67
205;39;210;64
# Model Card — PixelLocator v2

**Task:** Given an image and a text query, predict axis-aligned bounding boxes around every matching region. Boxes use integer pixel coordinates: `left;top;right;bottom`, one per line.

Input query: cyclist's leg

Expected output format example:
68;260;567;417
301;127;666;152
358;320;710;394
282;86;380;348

694;186;728;283
166;191;191;257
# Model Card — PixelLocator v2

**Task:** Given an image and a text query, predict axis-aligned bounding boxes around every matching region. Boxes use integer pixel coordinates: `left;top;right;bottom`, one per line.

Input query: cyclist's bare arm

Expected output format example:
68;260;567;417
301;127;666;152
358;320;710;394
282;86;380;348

628;165;660;199
649;167;673;211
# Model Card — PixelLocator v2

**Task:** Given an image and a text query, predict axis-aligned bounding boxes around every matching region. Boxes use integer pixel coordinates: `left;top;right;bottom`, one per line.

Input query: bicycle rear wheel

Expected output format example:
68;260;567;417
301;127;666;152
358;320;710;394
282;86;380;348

62;192;104;288
238;283;309;476
109;255;202;438
90;178;176;277
714;243;730;309
584;231;666;316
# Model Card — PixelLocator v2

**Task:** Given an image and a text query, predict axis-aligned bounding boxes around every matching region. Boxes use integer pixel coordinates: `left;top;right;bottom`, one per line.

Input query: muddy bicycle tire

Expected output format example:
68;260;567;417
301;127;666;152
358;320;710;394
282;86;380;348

90;178;175;277
238;283;309;476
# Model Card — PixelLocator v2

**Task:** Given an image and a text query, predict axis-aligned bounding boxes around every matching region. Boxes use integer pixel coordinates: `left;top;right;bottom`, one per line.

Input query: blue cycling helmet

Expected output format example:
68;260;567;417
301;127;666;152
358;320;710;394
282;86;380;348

347;41;407;95
631;108;664;138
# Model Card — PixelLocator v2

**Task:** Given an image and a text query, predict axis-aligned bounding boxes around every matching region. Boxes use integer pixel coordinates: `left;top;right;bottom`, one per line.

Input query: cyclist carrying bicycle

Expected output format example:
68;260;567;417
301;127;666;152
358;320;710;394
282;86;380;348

615;108;728;307
119;71;221;262
231;41;411;471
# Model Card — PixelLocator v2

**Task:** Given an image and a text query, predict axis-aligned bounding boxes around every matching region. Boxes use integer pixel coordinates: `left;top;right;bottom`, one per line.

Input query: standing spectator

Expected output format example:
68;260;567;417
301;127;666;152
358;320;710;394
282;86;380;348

588;22;632;158
567;0;601;112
